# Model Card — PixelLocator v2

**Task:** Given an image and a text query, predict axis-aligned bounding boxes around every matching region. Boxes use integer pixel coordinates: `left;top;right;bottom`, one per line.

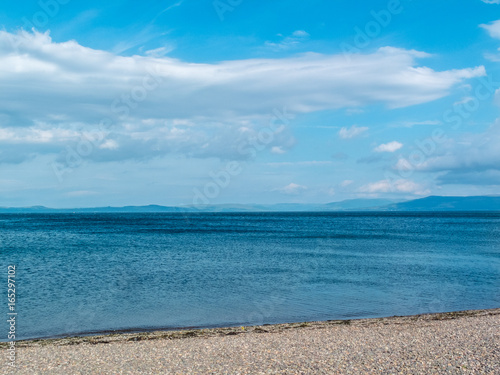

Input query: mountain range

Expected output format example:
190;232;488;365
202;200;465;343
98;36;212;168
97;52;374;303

1;196;500;213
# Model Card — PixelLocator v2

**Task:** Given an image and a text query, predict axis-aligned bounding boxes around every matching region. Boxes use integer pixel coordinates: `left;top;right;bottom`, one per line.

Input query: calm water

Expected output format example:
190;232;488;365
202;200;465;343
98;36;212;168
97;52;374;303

1;212;499;341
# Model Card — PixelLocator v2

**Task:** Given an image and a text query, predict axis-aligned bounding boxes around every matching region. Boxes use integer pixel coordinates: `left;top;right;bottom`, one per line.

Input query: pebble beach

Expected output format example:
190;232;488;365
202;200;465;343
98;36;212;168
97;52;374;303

4;308;499;374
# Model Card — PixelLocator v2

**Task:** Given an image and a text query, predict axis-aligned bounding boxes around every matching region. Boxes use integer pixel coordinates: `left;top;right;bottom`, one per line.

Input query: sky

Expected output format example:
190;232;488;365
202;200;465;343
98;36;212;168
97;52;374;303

0;0;500;207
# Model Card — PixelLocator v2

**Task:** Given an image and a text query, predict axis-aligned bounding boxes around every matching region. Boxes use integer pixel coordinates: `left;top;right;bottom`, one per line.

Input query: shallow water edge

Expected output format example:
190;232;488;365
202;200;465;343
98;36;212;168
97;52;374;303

5;307;499;349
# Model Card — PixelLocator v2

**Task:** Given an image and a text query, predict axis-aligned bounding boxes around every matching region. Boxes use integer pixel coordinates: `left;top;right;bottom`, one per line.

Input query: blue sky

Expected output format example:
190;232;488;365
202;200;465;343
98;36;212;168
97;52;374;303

0;0;500;207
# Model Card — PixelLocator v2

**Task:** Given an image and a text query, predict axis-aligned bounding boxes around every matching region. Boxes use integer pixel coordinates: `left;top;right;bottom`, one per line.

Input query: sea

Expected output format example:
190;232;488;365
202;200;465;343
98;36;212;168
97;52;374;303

1;212;499;341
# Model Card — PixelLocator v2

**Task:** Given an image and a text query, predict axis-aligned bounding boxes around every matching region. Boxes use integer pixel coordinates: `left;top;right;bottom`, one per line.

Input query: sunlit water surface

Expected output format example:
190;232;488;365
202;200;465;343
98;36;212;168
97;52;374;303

1;212;499;340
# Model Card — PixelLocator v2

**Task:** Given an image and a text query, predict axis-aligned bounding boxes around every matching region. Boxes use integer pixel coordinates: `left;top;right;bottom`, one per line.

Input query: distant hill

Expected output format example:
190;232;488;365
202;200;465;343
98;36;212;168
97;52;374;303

0;205;198;213
324;199;399;211
382;196;500;211
189;199;402;212
1;196;499;213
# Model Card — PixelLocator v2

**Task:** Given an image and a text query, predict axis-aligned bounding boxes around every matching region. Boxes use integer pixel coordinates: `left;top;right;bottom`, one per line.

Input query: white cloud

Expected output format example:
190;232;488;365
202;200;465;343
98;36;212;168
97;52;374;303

480;20;500;61
415;120;500;175
339;125;369;139
271;146;286;154
277;183;308;195
359;179;428;195
111;24;167;55
340;180;354;187
453;96;476;106
480;19;500;39
374;141;403;153
0;30;486;164
326;187;336;196
292;30;310;37
394;120;441;128
145;46;175;57
481;0;500;4
265;30;310;50
99;139;119;150
392;119;500;186
0;126;78;143
484;48;500;62
160;0;184;12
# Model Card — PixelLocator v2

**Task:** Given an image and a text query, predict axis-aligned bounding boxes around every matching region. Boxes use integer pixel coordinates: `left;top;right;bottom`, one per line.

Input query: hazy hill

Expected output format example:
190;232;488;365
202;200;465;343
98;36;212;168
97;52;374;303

382;196;500;211
1;196;499;213
324;199;399;211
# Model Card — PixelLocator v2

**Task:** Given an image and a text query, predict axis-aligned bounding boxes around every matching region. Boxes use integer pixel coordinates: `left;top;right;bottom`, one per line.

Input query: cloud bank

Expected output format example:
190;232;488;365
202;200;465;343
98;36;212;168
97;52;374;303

406;121;500;186
480;19;500;39
359;179;428;195
0;30;486;164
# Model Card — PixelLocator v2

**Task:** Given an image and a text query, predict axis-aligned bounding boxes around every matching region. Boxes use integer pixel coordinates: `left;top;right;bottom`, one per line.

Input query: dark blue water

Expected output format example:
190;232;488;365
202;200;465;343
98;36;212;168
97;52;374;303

1;212;499;341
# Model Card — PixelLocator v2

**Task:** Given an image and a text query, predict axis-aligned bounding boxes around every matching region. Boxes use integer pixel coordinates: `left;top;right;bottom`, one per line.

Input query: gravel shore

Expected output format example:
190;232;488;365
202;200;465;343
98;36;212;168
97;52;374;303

7;308;500;374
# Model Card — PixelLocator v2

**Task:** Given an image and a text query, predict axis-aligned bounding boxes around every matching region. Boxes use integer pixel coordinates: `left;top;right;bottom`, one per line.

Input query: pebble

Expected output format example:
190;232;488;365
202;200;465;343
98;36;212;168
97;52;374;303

11;309;500;374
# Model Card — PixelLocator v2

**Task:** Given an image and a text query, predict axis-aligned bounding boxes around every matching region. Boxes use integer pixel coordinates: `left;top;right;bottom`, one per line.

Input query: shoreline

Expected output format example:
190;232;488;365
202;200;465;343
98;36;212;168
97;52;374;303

5;307;499;349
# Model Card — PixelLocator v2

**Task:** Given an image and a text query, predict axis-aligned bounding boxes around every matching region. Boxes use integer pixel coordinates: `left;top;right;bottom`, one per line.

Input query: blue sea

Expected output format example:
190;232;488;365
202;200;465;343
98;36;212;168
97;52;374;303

1;212;499;341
